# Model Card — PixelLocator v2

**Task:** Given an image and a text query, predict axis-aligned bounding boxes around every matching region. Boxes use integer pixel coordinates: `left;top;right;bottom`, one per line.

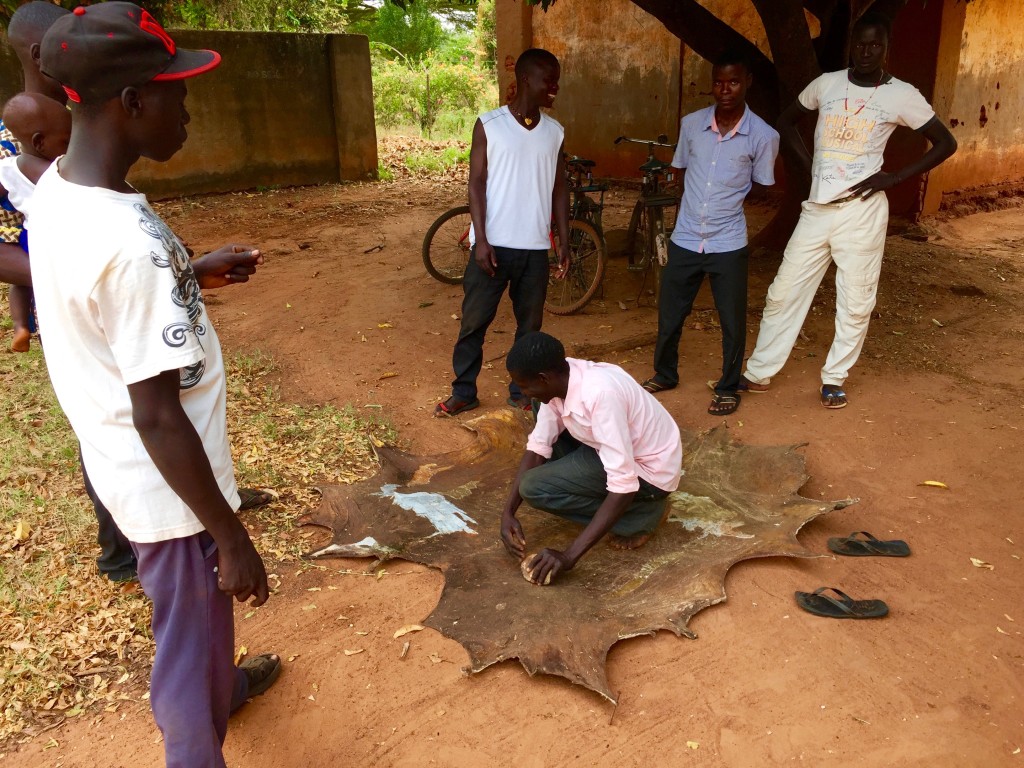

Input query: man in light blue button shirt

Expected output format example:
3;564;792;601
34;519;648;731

642;51;778;416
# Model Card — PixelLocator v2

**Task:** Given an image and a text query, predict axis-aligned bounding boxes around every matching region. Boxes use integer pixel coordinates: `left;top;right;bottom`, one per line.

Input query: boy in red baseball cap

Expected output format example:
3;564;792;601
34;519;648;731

33;5;279;766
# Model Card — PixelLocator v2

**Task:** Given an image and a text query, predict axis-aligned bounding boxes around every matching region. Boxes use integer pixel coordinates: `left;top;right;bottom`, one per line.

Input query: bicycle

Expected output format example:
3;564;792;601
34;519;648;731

421;204;471;285
614;134;678;305
421;156;608;315
544;156;608;315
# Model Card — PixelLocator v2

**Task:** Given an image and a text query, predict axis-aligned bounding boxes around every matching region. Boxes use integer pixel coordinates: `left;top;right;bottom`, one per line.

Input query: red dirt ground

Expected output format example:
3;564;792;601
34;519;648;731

5;183;1023;767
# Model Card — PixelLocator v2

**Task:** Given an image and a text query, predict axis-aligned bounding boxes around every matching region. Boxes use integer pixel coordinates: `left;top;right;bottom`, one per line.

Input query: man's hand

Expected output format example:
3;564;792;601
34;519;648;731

554;240;570;280
524;548;573;586
501;512;526;559
216;529;270;606
193;244;263;289
473;241;499;277
850;171;899;199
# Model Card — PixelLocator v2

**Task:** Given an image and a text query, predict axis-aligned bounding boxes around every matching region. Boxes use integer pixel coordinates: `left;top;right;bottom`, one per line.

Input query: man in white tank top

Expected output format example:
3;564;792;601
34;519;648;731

435;48;570;417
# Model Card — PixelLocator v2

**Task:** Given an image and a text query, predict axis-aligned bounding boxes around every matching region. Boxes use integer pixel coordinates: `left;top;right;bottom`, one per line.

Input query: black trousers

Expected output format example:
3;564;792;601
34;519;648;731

653;241;749;395
81;451;136;579
451;245;548;401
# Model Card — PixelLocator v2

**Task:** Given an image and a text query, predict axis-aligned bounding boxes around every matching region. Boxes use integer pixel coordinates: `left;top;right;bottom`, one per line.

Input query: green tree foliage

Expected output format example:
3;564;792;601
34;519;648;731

1;1;478;33
474;0;496;71
364;1;491;138
365;1;444;61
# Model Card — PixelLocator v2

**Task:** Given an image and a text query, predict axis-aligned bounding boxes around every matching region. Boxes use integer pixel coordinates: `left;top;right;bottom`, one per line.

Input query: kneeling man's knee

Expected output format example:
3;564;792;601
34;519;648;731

518;469;543;503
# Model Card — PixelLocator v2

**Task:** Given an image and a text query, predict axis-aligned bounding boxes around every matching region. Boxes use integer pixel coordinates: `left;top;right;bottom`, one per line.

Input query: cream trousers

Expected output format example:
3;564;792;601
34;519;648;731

745;192;889;388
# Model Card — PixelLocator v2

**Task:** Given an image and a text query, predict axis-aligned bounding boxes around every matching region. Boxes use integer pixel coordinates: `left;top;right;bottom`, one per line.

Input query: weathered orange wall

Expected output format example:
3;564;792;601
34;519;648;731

526;0;682;178
925;0;1024;210
0;29;377;199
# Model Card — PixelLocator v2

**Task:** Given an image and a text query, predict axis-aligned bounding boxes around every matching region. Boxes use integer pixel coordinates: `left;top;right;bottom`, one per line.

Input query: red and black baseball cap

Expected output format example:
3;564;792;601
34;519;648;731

39;2;221;105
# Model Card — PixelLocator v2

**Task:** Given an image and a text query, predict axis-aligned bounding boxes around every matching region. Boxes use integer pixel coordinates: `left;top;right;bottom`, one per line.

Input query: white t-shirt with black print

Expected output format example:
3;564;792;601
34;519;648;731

28;162;239;543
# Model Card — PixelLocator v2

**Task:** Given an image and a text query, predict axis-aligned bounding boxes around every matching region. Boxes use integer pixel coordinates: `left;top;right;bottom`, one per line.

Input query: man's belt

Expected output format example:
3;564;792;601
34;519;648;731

821;192;864;207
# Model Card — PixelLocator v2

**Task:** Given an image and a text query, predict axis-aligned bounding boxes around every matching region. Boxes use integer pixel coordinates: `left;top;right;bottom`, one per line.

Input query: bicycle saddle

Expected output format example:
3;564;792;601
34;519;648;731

640;158;671;172
567;157;596;168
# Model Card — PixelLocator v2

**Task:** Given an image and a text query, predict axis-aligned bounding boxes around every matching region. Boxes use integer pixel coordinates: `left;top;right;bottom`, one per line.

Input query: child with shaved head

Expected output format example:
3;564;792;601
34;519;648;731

0;92;71;350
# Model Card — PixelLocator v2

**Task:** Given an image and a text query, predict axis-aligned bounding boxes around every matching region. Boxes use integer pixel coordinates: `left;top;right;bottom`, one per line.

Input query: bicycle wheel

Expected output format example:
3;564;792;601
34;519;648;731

544;220;606;315
625;198;651;270
423;205;472;284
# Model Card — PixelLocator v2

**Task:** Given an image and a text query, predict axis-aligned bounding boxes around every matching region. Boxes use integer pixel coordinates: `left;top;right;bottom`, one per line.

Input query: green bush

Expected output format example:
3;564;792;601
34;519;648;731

372;52;495;138
404;145;469;174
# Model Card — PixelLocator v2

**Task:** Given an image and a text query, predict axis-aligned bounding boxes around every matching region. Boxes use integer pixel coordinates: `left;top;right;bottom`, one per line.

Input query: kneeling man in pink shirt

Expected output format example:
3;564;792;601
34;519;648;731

500;331;683;586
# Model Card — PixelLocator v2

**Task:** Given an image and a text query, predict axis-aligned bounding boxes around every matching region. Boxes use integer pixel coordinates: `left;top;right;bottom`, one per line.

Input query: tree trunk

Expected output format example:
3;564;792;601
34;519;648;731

629;0;782;123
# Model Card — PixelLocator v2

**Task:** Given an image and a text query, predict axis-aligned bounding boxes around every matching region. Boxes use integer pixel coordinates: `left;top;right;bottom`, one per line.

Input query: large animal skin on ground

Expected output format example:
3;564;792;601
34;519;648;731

304;410;849;702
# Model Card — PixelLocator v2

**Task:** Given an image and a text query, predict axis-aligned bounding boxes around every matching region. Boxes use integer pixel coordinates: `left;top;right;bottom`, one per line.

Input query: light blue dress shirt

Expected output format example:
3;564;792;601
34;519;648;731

669;105;779;253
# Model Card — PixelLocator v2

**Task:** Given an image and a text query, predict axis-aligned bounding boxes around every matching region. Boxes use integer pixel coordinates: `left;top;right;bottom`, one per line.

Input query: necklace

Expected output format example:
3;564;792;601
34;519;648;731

845;68;884;115
508;103;538;127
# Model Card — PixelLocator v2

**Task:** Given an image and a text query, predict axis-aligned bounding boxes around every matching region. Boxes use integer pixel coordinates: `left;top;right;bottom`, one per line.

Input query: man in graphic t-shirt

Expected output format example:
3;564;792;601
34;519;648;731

742;12;956;409
33;5;279;765
435;48;570;417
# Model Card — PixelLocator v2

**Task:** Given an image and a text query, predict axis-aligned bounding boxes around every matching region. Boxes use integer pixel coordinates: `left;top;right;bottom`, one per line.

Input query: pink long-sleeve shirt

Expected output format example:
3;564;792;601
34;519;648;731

526;358;683;494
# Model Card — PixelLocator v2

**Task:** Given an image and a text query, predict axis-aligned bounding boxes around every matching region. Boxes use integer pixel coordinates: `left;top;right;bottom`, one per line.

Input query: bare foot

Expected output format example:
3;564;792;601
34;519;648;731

11;327;30;353
608;532;652;550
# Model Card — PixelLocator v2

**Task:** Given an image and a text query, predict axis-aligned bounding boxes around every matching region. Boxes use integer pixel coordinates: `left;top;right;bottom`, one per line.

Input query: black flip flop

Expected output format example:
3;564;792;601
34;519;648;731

642;378;675;394
238;488;274;511
506;395;533;411
434;396;480;417
795;587;889;619
237;653;282;706
828;531;911;557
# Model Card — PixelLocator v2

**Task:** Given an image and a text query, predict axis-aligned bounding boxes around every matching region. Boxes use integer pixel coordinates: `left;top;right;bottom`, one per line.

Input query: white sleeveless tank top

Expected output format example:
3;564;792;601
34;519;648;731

469;106;564;251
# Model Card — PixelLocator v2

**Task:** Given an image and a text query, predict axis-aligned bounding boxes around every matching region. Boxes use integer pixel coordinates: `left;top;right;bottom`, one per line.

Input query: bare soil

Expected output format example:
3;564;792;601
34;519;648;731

4;182;1023;767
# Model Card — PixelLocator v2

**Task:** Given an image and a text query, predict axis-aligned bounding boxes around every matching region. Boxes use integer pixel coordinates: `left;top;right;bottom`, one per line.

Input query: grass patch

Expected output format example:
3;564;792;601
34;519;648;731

0;294;390;744
404;144;470;175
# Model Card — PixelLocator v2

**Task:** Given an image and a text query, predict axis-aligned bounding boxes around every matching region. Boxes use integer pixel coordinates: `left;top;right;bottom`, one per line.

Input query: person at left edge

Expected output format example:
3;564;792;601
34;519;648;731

34;5;280;766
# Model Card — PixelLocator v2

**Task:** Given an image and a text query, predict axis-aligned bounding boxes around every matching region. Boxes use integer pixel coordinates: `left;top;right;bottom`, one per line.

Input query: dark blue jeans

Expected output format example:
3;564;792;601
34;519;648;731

451;245;548;401
653;242;749;394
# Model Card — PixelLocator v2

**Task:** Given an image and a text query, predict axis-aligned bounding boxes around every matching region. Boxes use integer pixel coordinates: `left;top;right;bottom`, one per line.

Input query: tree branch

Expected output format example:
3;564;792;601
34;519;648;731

750;0;821;102
628;0;781;121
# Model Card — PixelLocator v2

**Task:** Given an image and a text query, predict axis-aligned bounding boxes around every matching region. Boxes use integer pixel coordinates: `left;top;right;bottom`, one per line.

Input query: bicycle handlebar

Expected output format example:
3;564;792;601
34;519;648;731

614;135;676;149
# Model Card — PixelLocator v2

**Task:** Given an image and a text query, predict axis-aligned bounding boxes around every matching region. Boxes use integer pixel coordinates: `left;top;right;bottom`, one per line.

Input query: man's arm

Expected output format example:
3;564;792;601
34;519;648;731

851;116;958;199
777;100;815;178
525;490;636;585
468;118;496;276
127;370;269;606
192;243;263;289
500;449;547;559
0;243;31;286
552;143;570;277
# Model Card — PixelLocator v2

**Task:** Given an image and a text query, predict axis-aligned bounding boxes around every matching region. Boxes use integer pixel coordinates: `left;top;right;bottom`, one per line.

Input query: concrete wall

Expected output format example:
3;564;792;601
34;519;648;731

0;29;377;199
924;0;1024;211
499;0;681;178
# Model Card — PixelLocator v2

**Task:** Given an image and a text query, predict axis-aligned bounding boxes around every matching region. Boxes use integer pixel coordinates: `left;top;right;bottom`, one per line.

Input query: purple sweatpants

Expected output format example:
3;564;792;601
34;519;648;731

132;532;249;768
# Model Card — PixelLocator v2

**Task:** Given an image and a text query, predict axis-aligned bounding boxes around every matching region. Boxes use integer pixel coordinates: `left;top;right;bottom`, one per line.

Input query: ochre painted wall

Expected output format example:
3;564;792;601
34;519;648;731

528;0;681;178
926;0;1024;209
0;29;377;199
